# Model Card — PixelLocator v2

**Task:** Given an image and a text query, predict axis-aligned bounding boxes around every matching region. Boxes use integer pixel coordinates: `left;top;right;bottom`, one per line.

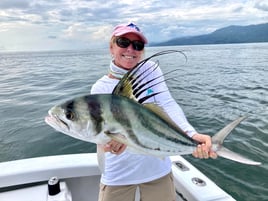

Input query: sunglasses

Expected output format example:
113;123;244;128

115;37;144;51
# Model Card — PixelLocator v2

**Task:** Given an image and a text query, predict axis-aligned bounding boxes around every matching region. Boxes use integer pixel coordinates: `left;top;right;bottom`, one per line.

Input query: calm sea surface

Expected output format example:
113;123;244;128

0;43;267;201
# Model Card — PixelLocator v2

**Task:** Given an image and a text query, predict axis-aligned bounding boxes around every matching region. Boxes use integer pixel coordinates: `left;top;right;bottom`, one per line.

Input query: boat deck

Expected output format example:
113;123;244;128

0;153;235;201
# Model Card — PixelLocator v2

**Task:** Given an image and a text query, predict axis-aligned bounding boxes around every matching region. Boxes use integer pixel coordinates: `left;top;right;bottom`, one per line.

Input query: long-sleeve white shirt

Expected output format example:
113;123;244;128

90;60;197;185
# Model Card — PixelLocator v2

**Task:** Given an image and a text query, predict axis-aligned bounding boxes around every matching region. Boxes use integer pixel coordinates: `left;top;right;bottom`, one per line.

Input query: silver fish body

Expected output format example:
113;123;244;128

45;50;261;166
45;93;198;157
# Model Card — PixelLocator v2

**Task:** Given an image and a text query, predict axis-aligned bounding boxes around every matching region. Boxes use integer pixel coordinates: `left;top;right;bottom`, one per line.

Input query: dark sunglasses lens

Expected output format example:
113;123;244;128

132;41;144;51
116;38;131;48
116;37;144;51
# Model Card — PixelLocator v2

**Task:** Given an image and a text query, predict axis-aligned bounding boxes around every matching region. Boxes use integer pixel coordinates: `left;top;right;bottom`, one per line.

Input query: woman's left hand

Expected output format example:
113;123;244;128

104;140;127;155
191;133;217;159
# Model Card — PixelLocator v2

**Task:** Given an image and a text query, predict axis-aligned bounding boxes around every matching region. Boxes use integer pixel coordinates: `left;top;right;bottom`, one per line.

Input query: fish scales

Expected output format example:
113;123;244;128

103;94;197;155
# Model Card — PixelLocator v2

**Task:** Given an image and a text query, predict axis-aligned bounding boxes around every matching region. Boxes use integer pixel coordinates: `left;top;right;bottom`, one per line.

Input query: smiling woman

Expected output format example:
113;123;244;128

108;23;147;70
88;22;219;201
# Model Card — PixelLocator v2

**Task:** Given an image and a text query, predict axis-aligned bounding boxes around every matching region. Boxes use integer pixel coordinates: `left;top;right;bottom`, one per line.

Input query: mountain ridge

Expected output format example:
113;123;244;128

152;22;268;46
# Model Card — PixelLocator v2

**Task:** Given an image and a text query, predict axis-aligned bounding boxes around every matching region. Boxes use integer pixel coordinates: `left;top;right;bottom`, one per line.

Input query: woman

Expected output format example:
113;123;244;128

91;22;217;201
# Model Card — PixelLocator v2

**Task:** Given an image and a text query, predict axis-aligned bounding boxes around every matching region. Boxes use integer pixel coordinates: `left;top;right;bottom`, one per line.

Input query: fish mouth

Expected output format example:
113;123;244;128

45;114;70;131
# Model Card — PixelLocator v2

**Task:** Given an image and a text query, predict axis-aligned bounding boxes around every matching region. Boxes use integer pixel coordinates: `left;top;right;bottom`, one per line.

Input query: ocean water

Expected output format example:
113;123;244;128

0;43;267;201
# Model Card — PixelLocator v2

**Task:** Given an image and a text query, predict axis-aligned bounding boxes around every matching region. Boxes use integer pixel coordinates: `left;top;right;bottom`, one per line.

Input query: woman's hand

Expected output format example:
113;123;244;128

103;140;127;155
192;133;217;159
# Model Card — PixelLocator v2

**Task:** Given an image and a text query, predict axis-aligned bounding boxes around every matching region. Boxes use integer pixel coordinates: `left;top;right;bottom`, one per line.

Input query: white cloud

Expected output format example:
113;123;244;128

0;0;267;51
255;0;268;11
61;23;113;48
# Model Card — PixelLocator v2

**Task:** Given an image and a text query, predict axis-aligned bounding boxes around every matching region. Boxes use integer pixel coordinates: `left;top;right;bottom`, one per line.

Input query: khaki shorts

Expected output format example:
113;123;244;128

98;172;175;201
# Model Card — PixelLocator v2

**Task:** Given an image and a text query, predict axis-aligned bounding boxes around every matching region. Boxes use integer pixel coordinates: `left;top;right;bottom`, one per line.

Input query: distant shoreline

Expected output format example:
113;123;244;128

151;22;268;47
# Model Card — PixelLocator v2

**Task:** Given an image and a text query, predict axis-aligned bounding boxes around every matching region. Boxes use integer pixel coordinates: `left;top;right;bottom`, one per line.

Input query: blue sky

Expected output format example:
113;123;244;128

0;0;267;51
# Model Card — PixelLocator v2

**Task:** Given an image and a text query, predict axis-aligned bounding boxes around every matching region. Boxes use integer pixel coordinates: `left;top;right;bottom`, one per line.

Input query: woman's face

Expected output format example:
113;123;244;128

110;33;144;70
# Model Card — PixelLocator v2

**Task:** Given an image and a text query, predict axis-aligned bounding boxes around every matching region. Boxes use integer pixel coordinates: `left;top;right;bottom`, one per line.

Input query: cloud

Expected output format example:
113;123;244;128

0;0;31;9
255;0;268;11
48;35;57;39
0;0;267;51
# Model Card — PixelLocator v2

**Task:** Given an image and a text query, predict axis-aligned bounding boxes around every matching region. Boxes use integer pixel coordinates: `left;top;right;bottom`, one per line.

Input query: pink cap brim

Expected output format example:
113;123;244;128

112;24;148;44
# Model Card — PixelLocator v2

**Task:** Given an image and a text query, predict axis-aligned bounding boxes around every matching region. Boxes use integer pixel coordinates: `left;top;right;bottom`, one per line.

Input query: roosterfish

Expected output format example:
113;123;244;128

45;50;261;172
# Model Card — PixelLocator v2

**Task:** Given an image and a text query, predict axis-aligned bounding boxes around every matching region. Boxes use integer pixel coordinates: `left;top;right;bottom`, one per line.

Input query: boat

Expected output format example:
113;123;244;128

0;153;235;201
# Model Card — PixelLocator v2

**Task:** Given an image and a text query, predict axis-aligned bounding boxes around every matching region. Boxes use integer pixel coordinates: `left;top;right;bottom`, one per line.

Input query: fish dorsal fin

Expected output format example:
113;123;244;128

112;50;187;104
143;103;188;136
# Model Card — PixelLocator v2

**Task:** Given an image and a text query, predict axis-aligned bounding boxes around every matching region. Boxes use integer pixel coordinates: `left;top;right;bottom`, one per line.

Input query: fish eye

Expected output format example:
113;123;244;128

65;111;75;120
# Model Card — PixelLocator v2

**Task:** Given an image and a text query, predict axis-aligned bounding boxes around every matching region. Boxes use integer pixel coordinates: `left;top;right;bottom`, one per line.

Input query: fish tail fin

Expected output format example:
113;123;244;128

212;116;262;165
216;146;261;165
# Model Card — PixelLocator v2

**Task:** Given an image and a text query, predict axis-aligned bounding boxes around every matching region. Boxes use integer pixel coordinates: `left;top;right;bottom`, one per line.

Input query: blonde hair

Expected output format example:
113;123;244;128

109;36;117;48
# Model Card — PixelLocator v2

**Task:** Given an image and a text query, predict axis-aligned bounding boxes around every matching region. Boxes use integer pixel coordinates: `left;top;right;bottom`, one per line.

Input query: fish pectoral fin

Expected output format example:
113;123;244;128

97;144;106;173
104;131;128;145
216;146;261;166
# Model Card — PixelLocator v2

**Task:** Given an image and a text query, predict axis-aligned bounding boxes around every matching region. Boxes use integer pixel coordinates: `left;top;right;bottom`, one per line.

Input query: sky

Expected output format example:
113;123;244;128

0;0;267;52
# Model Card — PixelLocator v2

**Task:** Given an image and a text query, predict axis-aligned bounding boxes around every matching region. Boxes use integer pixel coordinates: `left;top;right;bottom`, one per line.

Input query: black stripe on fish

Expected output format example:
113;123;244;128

85;96;103;134
64;100;74;111
63;100;76;121
136;109;197;148
110;96;133;131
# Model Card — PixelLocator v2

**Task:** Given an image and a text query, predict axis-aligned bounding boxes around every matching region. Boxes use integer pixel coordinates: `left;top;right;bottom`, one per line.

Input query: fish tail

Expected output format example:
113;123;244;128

212;116;262;165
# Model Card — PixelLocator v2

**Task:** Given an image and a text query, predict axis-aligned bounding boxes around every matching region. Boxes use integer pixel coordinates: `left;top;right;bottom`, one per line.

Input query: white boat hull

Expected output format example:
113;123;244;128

0;153;235;201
